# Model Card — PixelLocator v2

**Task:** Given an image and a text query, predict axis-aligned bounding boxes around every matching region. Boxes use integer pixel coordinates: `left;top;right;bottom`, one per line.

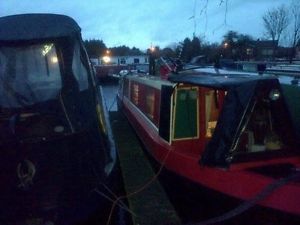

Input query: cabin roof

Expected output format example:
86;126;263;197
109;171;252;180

168;72;276;89
0;13;81;42
130;74;173;90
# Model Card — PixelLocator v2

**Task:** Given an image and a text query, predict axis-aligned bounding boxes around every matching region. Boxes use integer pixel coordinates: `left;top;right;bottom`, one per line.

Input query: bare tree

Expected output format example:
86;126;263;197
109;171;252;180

262;5;289;44
289;0;300;61
290;1;300;46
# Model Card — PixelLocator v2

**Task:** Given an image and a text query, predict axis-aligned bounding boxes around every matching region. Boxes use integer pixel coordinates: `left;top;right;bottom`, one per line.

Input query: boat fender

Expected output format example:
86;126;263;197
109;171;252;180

17;159;36;190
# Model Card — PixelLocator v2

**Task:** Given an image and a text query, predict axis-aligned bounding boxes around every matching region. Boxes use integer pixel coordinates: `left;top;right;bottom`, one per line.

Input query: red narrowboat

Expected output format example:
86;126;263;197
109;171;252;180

117;70;300;216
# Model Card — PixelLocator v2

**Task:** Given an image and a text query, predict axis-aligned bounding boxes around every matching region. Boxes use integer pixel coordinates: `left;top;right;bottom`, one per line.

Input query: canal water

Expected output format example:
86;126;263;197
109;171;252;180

101;81;300;225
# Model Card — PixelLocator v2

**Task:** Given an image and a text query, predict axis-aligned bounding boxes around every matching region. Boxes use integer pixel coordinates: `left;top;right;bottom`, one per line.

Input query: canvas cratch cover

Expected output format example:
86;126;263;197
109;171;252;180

168;73;297;167
0;14;116;223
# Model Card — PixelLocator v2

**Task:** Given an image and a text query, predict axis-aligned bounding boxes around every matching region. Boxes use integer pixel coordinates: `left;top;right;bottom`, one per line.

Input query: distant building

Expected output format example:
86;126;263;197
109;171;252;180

89;55;149;66
112;55;149;65
247;40;278;60
92;55;150;80
101;55;149;65
90;58;100;65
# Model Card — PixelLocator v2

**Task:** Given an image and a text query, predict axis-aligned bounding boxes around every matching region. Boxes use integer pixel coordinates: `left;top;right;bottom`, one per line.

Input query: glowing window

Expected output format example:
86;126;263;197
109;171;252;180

132;83;139;105
205;90;221;138
146;90;155;119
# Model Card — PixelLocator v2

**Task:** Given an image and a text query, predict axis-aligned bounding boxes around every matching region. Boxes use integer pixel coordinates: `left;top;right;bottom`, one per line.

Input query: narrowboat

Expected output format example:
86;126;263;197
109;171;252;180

0;14;116;223
117;67;300;215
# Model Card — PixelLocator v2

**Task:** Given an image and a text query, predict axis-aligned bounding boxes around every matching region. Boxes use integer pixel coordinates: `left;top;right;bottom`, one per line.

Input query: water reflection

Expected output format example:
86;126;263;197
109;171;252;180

101;83;119;112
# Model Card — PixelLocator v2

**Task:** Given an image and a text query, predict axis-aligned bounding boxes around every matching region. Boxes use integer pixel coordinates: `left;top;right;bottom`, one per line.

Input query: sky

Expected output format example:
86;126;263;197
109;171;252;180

0;0;292;50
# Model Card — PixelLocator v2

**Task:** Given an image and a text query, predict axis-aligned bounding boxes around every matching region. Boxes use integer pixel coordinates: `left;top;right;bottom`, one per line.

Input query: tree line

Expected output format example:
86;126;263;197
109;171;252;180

84;39;144;58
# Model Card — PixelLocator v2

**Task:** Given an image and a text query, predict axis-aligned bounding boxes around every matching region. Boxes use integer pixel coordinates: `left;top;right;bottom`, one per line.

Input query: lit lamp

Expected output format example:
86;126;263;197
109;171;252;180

51;56;58;63
102;55;111;64
102;49;111;64
149;44;155;75
150;46;155;52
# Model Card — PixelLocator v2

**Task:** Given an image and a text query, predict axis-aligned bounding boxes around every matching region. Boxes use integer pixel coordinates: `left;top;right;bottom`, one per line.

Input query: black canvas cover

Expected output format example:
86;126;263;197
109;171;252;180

0;14;81;42
168;73;287;167
0;14;117;222
168;73;275;90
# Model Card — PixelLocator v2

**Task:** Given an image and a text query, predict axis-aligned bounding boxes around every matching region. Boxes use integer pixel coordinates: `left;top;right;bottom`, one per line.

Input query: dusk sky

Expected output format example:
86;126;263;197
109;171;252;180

0;0;292;50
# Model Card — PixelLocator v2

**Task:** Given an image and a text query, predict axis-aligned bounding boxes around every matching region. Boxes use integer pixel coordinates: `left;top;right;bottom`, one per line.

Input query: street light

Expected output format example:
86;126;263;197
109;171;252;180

150;45;155;52
102;49;111;64
102;55;111;64
149;44;155;75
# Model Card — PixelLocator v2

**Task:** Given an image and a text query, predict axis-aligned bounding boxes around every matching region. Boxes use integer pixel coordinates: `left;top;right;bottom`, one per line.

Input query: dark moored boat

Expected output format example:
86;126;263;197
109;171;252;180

117;68;300;216
0;14;116;223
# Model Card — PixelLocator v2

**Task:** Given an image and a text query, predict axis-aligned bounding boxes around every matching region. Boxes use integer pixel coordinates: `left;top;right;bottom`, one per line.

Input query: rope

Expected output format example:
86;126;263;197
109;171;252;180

187;169;300;225
105;144;173;225
59;91;75;133
17;159;36;189
100;183;133;213
93;188;136;217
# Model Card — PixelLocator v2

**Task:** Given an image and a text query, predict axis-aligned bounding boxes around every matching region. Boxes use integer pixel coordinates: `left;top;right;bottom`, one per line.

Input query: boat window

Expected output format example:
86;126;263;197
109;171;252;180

145;88;155;120
120;58;126;64
205;90;221;138
172;87;198;140
72;42;89;91
0;43;62;108
235;99;284;153
131;83;139;106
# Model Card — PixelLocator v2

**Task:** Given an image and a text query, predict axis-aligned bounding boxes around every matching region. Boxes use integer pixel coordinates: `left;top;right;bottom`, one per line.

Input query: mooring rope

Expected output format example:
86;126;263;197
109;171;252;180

187;169;300;225
105;145;173;225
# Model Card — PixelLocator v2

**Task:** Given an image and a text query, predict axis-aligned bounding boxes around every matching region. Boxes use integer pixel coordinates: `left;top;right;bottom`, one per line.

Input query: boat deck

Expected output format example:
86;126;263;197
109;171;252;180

109;111;181;225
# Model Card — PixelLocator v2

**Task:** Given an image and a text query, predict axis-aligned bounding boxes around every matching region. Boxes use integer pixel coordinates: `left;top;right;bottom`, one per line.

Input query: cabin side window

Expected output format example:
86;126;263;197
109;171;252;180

145;87;155;120
131;82;139;106
172;87;199;140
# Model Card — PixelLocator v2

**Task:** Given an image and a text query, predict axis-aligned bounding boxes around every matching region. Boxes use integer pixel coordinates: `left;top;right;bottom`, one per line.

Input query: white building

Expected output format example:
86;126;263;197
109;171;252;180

102;55;149;65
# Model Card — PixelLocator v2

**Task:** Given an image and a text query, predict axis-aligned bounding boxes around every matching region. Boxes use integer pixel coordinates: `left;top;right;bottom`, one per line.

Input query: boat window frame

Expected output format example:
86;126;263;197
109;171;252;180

227;85;299;164
0;41;63;108
171;85;199;141
145;86;156;121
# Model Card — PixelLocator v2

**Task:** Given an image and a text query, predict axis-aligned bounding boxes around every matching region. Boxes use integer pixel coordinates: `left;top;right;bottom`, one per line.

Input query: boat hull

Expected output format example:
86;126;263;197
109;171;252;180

0;128;115;223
